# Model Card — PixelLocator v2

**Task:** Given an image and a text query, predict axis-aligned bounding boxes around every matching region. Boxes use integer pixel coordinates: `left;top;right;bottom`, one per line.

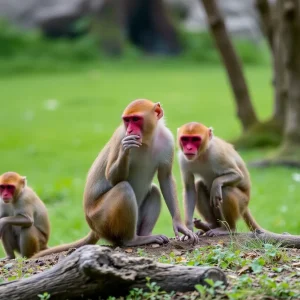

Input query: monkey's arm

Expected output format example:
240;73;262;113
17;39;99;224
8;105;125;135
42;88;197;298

182;172;196;231
105;134;141;185
158;163;197;242
105;148;130;186
0;215;33;237
210;170;243;208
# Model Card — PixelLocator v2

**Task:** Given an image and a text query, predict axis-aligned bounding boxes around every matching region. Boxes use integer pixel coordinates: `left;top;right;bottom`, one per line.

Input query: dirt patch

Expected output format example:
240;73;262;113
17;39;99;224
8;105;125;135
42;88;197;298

1;236;300;299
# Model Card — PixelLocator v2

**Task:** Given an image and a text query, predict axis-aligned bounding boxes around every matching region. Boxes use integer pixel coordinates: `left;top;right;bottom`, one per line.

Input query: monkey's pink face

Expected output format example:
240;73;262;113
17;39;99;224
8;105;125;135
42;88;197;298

0;185;15;203
180;135;202;160
123;115;143;141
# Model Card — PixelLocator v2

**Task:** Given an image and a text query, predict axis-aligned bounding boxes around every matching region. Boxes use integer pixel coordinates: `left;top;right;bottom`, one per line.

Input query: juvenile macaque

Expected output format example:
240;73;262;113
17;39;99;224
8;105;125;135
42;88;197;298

0;172;50;259
34;99;197;258
177;122;263;237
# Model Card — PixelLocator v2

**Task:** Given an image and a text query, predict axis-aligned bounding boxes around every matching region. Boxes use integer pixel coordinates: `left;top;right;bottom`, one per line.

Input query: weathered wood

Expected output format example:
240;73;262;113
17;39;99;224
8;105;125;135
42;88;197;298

231;230;300;248
0;245;227;300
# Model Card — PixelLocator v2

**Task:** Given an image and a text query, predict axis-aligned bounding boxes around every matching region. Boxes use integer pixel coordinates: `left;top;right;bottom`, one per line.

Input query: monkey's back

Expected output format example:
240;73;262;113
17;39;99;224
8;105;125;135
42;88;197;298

212;137;251;192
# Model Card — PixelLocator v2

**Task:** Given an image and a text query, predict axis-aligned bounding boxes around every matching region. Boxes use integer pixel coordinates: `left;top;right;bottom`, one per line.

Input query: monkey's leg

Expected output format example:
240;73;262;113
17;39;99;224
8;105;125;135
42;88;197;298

137;184;161;236
88;181;137;244
206;186;242;237
1;225;19;260
19;226;41;258
194;181;219;235
125;184;169;246
88;182;168;246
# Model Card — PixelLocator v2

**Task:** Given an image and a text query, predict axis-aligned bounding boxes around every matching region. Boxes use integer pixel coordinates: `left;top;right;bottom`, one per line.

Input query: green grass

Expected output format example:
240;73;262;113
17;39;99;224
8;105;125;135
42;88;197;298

1;61;300;256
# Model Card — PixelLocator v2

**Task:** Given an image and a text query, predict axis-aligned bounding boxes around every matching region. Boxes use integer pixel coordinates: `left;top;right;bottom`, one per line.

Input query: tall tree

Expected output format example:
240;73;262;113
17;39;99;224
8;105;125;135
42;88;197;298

200;0;258;132
276;0;300;164
201;0;300;166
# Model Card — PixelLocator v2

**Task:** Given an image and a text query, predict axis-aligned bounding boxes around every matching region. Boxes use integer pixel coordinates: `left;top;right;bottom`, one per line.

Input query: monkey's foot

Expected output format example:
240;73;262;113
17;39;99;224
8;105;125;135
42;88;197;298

205;227;233;237
193;219;217;232
195;230;205;237
124;234;169;246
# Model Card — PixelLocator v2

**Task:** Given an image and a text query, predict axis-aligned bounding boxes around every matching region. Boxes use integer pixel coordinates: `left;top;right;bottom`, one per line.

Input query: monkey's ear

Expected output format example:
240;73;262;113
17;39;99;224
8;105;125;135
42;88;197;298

21;176;27;187
208;127;214;140
154;102;164;120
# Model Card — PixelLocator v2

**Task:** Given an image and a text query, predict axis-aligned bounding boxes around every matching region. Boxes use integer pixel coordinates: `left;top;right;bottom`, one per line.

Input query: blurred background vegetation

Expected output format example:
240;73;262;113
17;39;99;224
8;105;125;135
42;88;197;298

0;0;299;255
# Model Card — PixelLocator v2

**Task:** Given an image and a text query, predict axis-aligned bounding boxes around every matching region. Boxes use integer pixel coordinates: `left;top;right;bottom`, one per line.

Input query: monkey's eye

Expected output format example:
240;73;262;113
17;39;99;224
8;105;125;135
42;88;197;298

6;185;15;192
123;117;130;123
132;116;140;122
192;137;201;142
181;137;188;142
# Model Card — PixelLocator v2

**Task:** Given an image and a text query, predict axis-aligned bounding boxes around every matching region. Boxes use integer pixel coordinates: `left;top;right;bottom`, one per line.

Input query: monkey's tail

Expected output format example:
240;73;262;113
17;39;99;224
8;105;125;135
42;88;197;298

32;231;100;258
243;208;263;232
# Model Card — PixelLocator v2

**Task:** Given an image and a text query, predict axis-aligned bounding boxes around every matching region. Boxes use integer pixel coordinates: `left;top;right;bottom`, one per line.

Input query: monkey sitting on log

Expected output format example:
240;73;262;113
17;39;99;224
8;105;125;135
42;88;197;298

33;99;197;258
0;172;50;259
177;122;264;237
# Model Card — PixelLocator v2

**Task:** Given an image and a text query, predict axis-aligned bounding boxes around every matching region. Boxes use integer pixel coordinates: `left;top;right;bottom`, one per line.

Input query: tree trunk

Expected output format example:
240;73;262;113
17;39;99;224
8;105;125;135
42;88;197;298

233;0;286;150
256;0;287;129
200;0;258;131
255;0;274;51
281;0;300;148
250;0;300;166
0;245;227;300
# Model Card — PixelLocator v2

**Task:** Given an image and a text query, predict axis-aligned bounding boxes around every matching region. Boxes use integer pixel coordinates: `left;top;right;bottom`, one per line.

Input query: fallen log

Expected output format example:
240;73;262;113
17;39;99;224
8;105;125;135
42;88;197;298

0;245;227;300
192;230;300;249
236;230;300;248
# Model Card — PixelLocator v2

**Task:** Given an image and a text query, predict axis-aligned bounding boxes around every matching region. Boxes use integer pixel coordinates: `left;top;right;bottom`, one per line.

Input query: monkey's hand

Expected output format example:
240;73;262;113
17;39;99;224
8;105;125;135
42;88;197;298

174;220;199;244
122;135;142;153
210;183;223;208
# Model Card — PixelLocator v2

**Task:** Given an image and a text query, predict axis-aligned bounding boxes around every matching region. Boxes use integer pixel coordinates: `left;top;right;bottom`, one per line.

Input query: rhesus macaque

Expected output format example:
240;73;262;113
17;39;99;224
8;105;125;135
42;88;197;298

177;122;263;237
34;99;197;258
0;172;50;259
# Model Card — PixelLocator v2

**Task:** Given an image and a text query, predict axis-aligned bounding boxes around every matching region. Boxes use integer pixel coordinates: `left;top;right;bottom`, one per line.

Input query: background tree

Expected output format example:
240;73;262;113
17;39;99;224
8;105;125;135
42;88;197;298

200;0;258;132
201;0;300;166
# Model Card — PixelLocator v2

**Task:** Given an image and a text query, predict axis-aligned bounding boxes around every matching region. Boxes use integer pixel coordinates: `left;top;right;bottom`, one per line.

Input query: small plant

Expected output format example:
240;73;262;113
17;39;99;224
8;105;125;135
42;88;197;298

195;279;226;299
126;277;174;300
38;292;51;300
15;256;26;279
136;248;146;257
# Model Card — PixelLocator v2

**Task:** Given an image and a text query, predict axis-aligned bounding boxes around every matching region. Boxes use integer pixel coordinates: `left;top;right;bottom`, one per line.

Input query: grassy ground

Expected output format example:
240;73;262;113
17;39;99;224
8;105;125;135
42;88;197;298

1;61;300;258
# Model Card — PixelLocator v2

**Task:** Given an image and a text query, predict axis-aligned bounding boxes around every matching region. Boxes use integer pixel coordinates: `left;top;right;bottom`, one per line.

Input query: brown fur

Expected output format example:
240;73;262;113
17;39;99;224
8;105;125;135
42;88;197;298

177;122;263;237
0;172;50;258
33;99;195;258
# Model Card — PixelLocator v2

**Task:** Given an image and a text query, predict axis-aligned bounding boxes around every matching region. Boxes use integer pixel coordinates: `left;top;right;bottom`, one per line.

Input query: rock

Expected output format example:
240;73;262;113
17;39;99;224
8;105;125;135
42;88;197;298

4;263;14;270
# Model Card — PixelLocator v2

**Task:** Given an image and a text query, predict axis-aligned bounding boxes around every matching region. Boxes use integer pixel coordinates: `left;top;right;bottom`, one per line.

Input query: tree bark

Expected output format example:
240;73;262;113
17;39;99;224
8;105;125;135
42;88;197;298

256;0;287;129
200;0;258;131
280;0;300;149
0;245;227;300
235;230;300;248
255;0;274;51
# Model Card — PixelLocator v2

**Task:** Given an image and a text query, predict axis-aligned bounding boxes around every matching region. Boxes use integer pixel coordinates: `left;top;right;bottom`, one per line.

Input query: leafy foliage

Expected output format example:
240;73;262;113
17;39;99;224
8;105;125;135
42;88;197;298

0;19;270;75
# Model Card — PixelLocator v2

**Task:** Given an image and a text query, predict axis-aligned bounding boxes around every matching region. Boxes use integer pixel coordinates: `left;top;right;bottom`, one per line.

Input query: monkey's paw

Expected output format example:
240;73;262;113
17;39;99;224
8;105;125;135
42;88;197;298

205;227;229;237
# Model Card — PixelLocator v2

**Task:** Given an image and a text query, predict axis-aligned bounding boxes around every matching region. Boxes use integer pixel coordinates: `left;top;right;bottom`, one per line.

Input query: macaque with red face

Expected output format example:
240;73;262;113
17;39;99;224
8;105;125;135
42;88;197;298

33;99;197;258
0;172;50;259
177;122;264;237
